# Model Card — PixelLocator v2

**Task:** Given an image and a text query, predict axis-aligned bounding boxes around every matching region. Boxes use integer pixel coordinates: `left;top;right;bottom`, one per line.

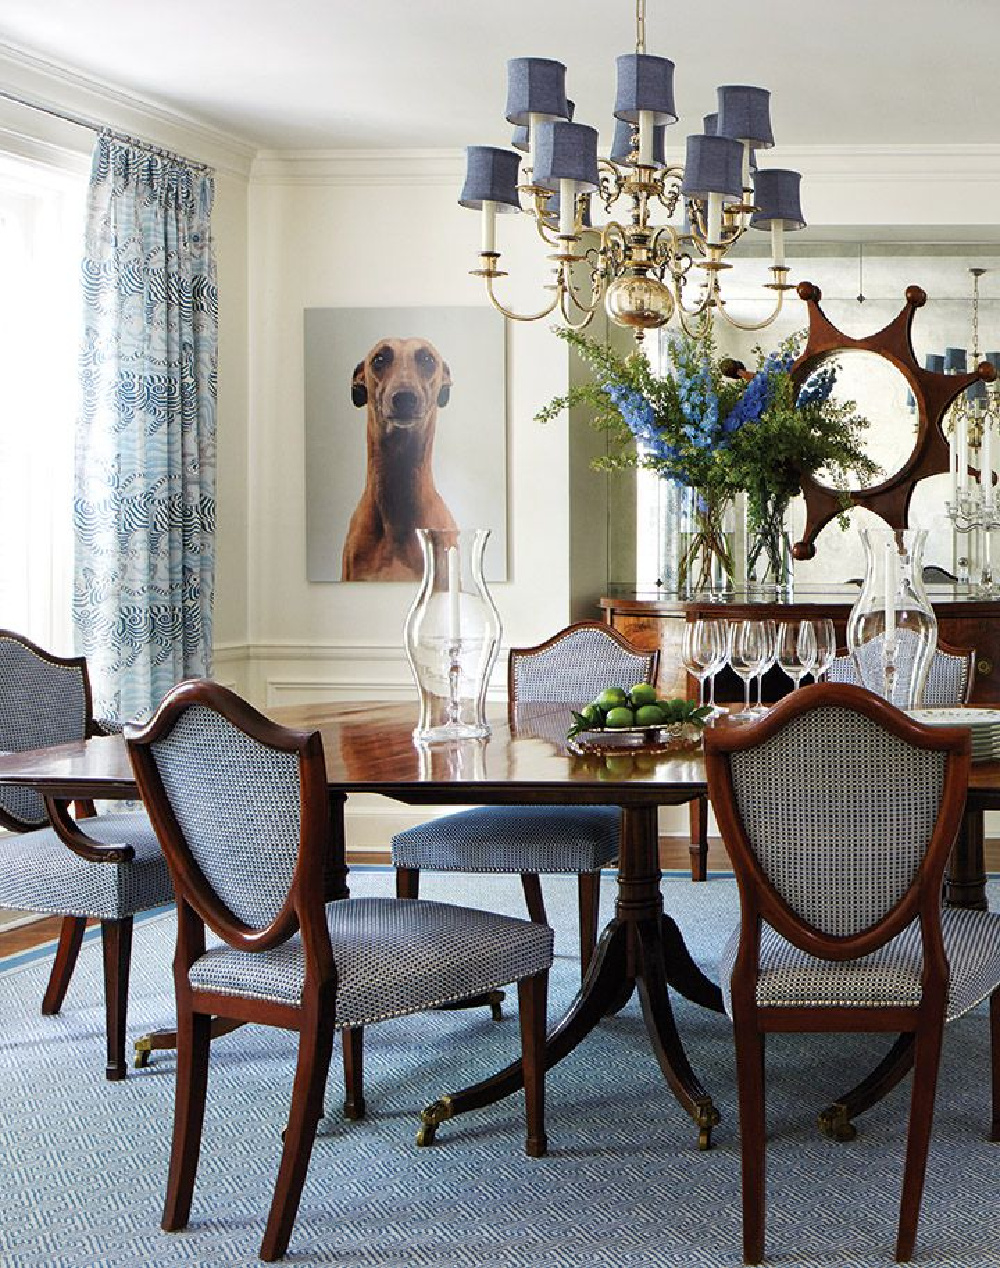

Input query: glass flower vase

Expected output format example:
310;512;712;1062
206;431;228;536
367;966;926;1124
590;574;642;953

847;526;937;709
677;487;736;600
404;528;502;742
746;498;794;598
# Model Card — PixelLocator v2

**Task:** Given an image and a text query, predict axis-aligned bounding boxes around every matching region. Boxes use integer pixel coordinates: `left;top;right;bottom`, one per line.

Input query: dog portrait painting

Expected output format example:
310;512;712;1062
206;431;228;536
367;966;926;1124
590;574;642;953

304;307;507;583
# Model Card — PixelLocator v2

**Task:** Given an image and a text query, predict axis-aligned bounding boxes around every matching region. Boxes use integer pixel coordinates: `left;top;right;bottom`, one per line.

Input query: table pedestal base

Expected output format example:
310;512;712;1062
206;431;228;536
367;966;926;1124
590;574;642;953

418;804;724;1151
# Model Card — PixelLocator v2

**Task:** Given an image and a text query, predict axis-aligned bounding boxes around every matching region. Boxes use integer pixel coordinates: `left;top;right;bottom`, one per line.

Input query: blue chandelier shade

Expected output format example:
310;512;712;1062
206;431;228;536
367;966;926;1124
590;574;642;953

968;378;989;403
945;347;969;373
610;117;665;166
924;354;946;374
532;121;600;191
680;134;743;200
613;53;677;124
986;352;1000;372
750;169;806;230
717;85;774;148
458;147;523;211
505;58;570;125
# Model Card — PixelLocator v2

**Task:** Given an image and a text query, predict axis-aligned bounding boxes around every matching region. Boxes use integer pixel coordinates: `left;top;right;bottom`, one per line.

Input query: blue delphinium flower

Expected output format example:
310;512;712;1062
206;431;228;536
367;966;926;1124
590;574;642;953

796;363;836;407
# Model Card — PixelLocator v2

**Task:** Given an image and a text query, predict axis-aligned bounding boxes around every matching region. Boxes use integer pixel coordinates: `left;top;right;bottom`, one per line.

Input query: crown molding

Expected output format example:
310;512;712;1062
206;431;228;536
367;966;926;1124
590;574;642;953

0;40;257;178
251;148;465;186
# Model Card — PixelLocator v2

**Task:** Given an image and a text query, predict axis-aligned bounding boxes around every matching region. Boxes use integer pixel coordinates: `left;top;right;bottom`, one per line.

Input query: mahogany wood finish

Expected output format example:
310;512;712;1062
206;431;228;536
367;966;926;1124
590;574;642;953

705;685;977;1265
789;282;997;559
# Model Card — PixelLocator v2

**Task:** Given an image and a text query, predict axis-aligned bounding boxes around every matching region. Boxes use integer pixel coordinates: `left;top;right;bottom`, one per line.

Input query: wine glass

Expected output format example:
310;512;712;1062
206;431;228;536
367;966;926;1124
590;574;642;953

729;620;768;721
681;619;716;708
752;618;778;712
703;619;729;716
777;620;818;690
810;618;836;682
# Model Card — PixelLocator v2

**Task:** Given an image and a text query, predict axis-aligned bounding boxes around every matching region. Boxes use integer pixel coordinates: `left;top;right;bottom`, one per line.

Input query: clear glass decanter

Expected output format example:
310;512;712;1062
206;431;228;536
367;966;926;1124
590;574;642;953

403;528;502;742
847;526;938;709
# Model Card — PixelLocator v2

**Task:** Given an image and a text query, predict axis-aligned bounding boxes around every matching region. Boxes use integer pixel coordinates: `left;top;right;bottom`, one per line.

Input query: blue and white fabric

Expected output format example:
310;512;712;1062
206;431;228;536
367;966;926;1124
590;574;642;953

73;134;218;724
188;895;554;1020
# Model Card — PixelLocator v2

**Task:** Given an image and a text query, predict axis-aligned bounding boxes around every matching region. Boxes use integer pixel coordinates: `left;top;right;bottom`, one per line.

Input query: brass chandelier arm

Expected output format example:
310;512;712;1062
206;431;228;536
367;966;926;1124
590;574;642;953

714;285;788;332
482;271;564;324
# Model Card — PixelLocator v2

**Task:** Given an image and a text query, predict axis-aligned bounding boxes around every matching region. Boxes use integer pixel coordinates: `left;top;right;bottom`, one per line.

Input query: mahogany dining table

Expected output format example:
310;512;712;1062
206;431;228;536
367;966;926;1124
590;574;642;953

0;696;996;1149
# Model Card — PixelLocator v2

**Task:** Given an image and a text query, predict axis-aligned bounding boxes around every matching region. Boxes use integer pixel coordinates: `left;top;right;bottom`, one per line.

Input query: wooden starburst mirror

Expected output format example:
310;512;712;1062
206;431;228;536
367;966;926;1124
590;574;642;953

789;280;997;560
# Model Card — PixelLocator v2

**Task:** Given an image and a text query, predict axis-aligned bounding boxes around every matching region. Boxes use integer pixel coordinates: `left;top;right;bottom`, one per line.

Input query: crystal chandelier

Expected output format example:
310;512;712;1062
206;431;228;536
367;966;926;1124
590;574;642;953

458;0;806;340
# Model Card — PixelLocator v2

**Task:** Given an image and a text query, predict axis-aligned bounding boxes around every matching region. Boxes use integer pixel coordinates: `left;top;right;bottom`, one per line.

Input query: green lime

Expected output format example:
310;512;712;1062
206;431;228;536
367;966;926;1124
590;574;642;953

604;706;635;728
603;755;635;778
635;703;667;726
579;702;604;727
595;687;628;710
628;683;658;708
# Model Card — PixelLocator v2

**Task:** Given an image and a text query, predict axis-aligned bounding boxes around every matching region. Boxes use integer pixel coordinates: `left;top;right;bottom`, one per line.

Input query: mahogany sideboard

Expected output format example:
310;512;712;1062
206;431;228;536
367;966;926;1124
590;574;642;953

600;586;1000;705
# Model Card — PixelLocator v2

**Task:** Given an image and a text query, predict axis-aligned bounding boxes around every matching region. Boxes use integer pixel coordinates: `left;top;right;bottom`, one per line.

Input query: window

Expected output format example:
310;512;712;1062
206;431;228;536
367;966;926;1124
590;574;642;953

0;152;86;654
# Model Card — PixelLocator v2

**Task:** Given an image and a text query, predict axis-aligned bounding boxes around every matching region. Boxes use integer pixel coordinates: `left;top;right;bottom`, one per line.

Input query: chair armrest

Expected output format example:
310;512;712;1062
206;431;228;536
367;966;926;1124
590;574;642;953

43;797;135;864
90;717;124;737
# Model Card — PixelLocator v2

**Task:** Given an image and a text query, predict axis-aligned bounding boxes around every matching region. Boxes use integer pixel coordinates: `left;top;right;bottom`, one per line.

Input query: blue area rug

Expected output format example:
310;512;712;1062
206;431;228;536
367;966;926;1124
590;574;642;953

2;870;999;1267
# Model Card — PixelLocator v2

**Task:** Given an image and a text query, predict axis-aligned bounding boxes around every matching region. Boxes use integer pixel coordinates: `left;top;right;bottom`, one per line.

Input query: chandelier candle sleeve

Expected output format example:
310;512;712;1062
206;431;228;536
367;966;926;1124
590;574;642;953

447;546;461;644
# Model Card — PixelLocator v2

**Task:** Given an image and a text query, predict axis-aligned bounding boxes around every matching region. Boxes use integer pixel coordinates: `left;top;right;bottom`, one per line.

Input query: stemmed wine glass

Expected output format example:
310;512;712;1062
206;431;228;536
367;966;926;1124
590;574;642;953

682;618;720;709
702;619;729;716
810;618;836;683
729;620;768;721
752;618;778;712
777;620;818;690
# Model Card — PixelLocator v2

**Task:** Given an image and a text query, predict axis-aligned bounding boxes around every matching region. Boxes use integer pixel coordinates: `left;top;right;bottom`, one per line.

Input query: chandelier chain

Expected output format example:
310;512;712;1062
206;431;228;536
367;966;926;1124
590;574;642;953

636;0;646;55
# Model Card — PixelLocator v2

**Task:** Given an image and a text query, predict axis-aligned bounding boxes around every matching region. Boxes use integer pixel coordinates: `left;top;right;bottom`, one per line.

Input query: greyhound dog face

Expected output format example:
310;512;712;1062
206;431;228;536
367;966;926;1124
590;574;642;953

351;337;452;438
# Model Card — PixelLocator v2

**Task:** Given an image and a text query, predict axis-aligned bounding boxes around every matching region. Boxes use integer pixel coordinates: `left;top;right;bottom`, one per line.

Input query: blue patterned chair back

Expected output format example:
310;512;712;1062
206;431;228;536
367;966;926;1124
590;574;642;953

149;704;304;929
729;704;947;938
509;623;657;708
827;636;973;708
0;631;90;830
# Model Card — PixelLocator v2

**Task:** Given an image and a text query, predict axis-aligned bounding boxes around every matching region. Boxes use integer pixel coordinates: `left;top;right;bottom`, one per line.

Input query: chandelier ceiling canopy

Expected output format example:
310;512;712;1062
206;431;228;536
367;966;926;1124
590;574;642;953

459;0;806;339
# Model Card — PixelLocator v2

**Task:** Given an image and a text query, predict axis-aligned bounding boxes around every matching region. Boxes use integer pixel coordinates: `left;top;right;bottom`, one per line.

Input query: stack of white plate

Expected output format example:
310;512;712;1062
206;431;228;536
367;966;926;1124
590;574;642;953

907;707;1000;762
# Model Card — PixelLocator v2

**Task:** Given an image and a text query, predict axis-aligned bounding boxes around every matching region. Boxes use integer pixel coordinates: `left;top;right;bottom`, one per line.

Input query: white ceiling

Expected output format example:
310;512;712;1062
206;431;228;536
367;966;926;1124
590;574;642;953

0;0;997;153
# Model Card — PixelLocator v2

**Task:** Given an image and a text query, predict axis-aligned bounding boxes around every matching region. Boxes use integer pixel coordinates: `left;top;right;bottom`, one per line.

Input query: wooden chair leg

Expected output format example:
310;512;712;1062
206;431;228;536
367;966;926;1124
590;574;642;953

395;866;420;900
895;1022;944;1263
41;915;86;1015
520;873;547;925
162;1008;212;1233
518;969;548;1158
260;1008;336;1262
734;1020;766;1266
577;871;601;980
100;917;133;1081
689;796;709;882
991;991;1000;1143
342;1025;366;1120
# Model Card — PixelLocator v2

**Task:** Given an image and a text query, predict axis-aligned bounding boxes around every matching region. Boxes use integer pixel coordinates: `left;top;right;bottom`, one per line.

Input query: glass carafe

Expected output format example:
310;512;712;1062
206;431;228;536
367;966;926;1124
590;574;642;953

847;526;937;709
404;528;501;742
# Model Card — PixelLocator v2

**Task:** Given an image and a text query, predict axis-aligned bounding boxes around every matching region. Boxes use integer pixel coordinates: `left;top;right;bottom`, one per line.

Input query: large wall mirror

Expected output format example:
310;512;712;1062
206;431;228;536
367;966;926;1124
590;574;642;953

604;243;1000;593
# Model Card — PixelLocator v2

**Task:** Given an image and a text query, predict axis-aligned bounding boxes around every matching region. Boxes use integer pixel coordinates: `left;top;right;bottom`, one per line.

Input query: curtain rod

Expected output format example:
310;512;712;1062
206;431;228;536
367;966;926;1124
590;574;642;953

0;87;213;173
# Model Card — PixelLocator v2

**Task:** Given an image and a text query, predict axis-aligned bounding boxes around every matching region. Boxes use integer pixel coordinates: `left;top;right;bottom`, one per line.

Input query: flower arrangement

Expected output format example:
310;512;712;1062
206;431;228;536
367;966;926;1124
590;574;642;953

535;325;879;592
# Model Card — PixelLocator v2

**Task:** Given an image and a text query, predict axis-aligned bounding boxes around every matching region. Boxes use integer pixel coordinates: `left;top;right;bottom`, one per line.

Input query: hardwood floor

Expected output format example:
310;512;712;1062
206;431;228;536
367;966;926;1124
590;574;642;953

2;837;997;958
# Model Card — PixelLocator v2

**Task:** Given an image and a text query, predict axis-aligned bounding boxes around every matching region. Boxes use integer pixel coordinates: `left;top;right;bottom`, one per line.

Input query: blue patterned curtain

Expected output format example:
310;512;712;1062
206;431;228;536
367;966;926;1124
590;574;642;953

74;134;218;723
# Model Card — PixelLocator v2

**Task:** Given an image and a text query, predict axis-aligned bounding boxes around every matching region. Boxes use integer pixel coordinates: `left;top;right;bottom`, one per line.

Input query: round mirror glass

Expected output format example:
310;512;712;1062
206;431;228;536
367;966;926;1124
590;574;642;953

799;350;917;487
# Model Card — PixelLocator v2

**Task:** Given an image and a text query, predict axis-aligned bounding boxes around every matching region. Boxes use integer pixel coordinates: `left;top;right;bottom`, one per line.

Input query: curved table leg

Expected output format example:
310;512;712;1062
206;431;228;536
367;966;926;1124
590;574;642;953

659;913;725;1013
818;1034;916;1142
417;918;630;1146
635;917;720;1149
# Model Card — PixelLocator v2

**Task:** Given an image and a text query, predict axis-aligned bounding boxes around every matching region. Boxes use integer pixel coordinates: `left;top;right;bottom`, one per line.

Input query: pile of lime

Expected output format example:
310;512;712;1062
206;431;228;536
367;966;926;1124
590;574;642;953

568;685;710;739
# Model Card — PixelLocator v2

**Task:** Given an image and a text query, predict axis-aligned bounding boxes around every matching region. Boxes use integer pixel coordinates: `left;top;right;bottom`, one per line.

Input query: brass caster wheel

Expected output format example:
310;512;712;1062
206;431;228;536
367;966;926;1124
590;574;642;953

818;1104;857;1143
416;1096;454;1147
342;1098;366;1122
133;1039;152;1069
488;990;505;1022
696;1098;721;1151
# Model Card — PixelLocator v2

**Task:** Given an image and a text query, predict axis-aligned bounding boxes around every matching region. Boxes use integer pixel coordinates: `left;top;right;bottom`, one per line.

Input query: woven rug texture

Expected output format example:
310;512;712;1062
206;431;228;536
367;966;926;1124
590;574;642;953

2;869;999;1268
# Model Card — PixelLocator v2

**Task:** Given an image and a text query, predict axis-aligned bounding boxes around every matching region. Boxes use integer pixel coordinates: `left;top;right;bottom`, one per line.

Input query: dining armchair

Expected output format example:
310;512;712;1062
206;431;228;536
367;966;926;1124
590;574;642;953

0;628;171;1079
126;679;552;1263
392;620;659;980
827;635;974;706
705;683;1000;1264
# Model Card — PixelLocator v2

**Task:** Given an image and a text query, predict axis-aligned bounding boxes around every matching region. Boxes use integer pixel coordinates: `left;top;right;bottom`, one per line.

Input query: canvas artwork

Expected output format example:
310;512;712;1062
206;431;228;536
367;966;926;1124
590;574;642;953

304;306;508;582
